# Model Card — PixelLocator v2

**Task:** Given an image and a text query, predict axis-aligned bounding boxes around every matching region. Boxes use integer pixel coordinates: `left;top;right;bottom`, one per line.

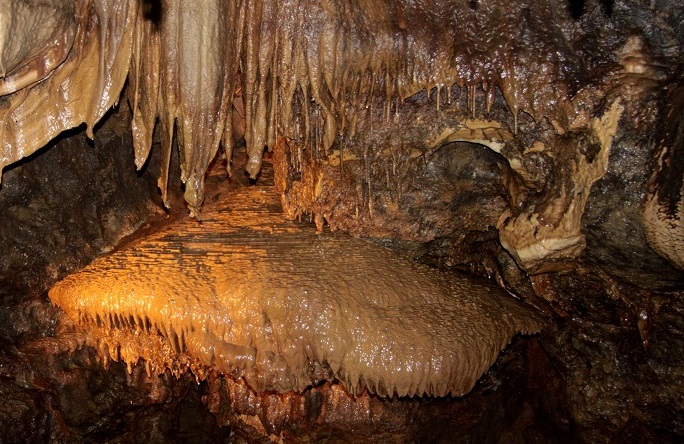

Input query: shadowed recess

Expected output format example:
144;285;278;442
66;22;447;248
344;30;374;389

49;166;542;398
142;0;162;23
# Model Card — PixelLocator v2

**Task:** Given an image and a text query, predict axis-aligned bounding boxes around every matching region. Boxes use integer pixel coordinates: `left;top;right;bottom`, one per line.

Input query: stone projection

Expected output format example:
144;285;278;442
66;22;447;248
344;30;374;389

0;0;682;442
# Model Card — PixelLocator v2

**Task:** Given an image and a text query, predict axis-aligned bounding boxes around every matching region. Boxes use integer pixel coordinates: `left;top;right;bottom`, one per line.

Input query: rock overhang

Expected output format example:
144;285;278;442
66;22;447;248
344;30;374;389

49;164;543;398
2;0;681;275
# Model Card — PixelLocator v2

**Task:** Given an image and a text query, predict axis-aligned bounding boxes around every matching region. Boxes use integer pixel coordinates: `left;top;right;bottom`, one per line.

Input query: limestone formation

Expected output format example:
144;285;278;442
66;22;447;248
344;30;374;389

2;1;681;273
0;0;682;441
49;164;542;398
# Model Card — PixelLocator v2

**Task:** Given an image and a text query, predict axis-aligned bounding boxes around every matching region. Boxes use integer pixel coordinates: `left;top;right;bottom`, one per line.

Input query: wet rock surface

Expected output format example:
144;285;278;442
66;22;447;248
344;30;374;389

204;338;554;443
48;153;542;401
0;343;230;443
0;119;552;443
1;113;680;442
0;117;154;304
0;111;231;443
0;0;683;443
535;271;684;442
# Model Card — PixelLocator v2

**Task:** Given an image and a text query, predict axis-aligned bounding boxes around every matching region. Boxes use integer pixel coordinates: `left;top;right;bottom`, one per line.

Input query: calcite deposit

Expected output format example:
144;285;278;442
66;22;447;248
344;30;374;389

4;0;680;271
49;163;542;399
0;0;683;442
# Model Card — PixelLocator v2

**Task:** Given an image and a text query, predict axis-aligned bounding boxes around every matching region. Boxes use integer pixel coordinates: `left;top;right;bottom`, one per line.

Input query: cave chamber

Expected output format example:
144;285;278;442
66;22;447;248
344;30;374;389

0;0;682;442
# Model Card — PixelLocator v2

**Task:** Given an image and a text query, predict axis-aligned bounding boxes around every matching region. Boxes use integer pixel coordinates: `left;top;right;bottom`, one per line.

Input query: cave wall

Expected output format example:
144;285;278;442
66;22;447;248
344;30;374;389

0;0;683;442
0;109;226;442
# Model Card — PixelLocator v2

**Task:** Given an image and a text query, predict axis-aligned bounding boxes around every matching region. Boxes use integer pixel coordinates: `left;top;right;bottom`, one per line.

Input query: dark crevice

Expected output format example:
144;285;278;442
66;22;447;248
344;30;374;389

142;0;162;24
568;0;614;19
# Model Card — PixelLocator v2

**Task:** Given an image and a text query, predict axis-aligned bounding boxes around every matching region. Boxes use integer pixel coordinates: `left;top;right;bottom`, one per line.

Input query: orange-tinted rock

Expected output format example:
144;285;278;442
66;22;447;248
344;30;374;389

50;162;541;398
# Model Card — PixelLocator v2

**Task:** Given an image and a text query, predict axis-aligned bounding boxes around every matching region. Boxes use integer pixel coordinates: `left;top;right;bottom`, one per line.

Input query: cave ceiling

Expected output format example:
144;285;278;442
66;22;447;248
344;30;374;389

1;0;682;278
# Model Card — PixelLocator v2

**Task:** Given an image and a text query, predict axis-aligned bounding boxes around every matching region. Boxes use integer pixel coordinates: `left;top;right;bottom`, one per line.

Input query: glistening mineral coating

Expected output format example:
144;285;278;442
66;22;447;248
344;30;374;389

50;169;542;398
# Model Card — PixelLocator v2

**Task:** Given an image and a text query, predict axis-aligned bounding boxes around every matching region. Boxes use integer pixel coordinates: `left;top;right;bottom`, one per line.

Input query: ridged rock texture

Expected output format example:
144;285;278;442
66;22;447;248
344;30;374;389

3;0;682;272
1;0;684;442
49;163;542;398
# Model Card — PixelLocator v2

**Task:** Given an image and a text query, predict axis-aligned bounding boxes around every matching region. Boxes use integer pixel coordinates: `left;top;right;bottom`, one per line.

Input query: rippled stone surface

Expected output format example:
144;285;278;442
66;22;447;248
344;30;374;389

50;161;541;399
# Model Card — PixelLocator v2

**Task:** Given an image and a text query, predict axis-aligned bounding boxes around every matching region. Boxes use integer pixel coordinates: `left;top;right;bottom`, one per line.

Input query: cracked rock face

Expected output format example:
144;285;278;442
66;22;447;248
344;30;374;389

1;0;683;442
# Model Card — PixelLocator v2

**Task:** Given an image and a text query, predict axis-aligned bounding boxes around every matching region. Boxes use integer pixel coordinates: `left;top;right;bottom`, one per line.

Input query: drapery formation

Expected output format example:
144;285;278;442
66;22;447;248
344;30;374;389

1;0;682;270
49;161;542;398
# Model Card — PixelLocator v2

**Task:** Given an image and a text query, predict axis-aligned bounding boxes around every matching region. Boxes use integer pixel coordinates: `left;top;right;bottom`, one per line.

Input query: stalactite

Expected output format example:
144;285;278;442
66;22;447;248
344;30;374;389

0;0;137;181
0;0;579;207
0;0;612;273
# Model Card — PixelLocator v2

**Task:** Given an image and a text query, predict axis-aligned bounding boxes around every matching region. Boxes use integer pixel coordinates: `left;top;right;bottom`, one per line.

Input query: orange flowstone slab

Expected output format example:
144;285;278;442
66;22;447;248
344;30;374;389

49;170;542;398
